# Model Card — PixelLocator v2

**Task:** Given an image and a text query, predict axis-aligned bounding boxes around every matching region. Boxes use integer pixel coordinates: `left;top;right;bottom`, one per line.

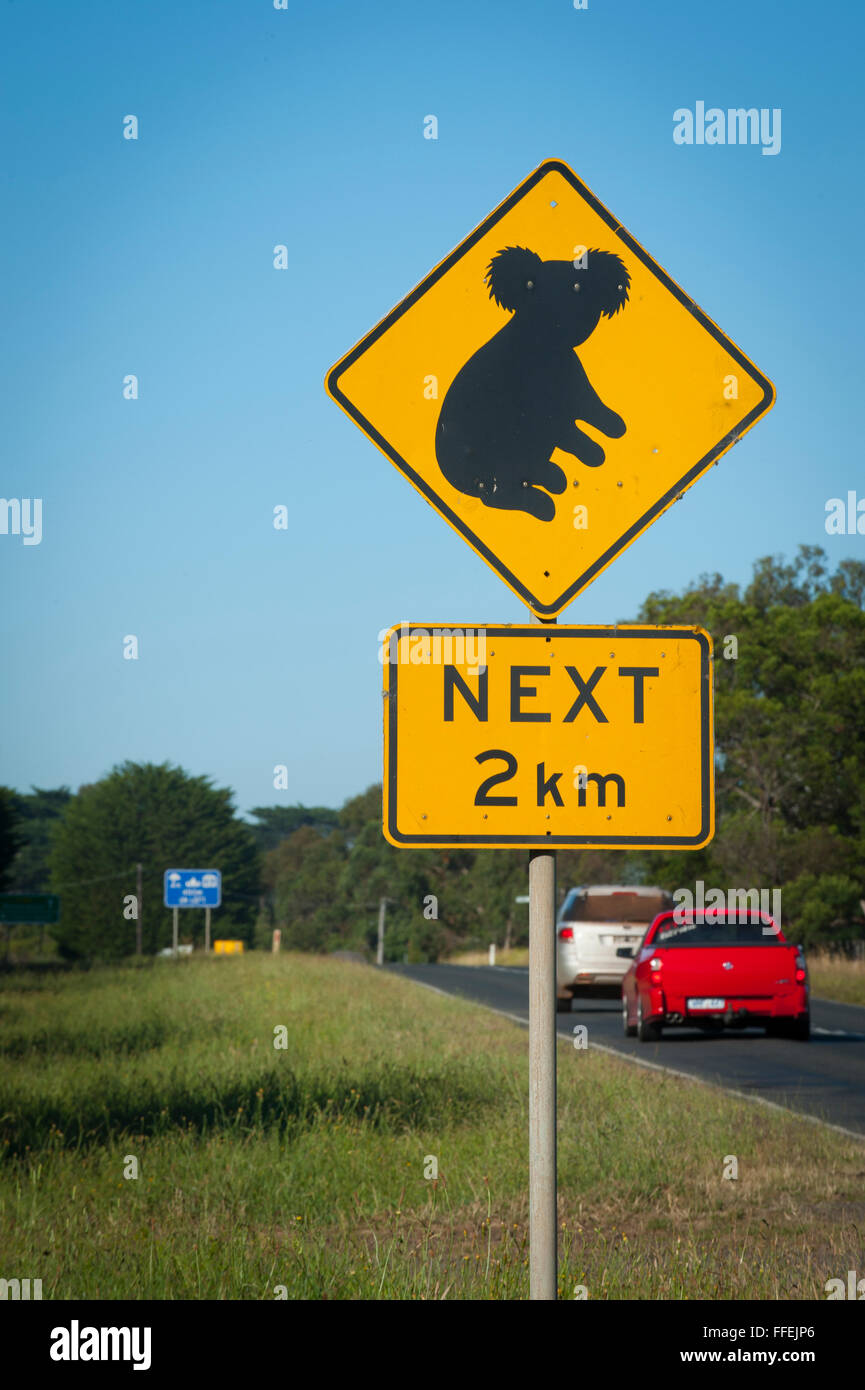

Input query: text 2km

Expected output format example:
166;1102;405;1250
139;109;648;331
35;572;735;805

443;664;659;811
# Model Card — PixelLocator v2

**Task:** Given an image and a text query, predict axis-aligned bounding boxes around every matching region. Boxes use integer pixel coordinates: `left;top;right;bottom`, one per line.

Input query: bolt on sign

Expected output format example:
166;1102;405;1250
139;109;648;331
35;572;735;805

326;159;775;617
382;625;713;849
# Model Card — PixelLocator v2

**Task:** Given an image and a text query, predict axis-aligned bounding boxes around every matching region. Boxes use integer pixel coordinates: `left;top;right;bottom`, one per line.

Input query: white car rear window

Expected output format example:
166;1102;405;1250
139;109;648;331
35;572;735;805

559;889;672;923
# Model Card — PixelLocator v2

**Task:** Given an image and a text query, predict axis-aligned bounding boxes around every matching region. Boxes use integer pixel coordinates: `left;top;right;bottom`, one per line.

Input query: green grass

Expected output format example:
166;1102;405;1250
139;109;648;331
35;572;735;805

0;954;863;1299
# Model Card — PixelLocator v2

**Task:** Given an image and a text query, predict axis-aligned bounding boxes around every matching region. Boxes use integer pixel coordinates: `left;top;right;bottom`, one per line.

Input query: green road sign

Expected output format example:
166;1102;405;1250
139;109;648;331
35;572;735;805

0;893;60;925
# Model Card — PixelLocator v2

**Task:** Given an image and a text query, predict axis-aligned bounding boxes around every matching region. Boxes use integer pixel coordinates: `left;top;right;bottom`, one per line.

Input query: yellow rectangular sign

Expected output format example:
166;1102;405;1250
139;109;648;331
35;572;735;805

383;624;713;849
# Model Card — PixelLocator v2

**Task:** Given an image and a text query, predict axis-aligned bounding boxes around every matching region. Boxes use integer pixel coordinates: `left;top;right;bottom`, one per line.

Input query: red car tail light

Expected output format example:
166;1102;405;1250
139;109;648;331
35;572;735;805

650;970;662;985
795;967;806;983
559;926;574;941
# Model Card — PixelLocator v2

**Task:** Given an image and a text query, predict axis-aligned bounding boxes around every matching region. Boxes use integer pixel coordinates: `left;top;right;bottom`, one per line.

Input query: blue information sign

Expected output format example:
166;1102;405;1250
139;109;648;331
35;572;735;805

163;869;222;908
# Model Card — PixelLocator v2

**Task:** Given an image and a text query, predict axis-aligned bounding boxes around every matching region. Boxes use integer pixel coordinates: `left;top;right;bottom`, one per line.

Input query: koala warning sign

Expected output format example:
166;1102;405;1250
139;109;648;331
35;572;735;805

326;159;774;617
382;624;714;849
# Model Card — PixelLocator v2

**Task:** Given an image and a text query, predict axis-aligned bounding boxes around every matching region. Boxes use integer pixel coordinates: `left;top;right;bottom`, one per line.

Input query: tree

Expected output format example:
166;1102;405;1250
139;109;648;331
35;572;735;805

263;824;348;951
4;786;72;890
0;787;24;892
637;548;865;944
247;803;340;854
50;762;260;960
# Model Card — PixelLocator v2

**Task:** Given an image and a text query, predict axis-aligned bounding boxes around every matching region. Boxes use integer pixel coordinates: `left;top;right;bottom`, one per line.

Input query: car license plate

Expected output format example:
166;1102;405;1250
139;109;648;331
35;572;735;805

688;997;725;1010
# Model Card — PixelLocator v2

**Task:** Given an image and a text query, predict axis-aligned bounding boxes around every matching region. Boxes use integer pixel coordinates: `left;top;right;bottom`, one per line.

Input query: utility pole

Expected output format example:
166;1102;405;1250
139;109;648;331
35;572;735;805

136;862;143;956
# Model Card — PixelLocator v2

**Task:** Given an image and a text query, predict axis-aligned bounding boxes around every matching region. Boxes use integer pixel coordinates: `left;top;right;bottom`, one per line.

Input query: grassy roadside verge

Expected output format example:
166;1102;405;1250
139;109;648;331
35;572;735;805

807;953;865;1008
1;954;862;1299
446;948;529;967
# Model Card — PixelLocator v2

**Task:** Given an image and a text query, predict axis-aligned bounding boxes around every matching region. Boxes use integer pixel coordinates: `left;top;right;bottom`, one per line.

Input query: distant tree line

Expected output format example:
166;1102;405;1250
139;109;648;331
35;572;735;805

2;548;863;961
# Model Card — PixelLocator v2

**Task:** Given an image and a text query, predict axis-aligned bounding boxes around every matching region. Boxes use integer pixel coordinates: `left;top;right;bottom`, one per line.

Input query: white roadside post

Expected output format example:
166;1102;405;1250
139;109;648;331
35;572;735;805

489;942;496;966
529;613;558;1300
377;896;386;966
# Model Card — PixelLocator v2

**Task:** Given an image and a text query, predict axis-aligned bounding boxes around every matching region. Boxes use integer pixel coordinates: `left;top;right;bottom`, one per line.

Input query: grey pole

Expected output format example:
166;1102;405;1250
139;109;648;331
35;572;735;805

376;896;386;966
205;906;211;953
529;611;558;1300
172;906;179;957
135;861;143;956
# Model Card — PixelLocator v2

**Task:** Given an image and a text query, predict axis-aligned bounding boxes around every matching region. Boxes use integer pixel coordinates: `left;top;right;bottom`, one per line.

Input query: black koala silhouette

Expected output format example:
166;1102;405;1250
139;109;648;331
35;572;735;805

435;245;630;521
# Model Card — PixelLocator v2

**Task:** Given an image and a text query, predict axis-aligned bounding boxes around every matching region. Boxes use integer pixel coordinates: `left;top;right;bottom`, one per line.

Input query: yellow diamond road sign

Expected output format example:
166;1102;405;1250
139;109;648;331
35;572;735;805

383;624;713;850
327;159;774;617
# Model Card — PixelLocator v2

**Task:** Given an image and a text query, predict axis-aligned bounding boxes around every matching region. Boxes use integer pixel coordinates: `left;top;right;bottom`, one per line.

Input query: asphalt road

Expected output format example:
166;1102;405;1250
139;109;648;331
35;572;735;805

388;963;865;1139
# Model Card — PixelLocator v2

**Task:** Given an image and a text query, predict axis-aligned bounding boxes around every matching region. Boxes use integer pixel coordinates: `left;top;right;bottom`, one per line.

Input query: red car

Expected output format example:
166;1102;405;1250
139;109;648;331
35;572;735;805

620;908;810;1042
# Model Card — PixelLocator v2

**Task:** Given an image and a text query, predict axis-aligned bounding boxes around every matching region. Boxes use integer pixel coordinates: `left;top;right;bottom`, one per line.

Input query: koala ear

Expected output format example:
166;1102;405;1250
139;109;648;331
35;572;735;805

485;246;544;312
589;250;630;318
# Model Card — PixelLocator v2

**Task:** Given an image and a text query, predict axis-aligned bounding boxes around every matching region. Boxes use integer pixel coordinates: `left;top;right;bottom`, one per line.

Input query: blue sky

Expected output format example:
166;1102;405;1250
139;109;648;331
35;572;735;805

2;0;862;818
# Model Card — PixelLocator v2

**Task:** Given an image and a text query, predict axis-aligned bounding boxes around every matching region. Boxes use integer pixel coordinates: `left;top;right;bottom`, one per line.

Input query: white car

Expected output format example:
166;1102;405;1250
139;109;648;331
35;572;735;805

556;884;673;1010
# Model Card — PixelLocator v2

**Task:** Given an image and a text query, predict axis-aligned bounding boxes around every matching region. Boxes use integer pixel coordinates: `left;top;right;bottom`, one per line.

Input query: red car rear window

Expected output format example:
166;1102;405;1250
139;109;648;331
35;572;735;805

653;916;781;947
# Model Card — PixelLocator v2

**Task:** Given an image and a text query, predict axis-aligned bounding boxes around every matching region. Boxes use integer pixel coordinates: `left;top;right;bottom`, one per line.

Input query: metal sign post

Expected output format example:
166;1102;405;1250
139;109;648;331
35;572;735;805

172;906;179;956
529;842;557;1299
529;610;557;1300
205;907;211;953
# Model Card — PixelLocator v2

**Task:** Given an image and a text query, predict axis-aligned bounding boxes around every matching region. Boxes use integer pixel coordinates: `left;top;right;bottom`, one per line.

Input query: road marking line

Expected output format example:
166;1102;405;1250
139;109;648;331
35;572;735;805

394;971;865;1145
